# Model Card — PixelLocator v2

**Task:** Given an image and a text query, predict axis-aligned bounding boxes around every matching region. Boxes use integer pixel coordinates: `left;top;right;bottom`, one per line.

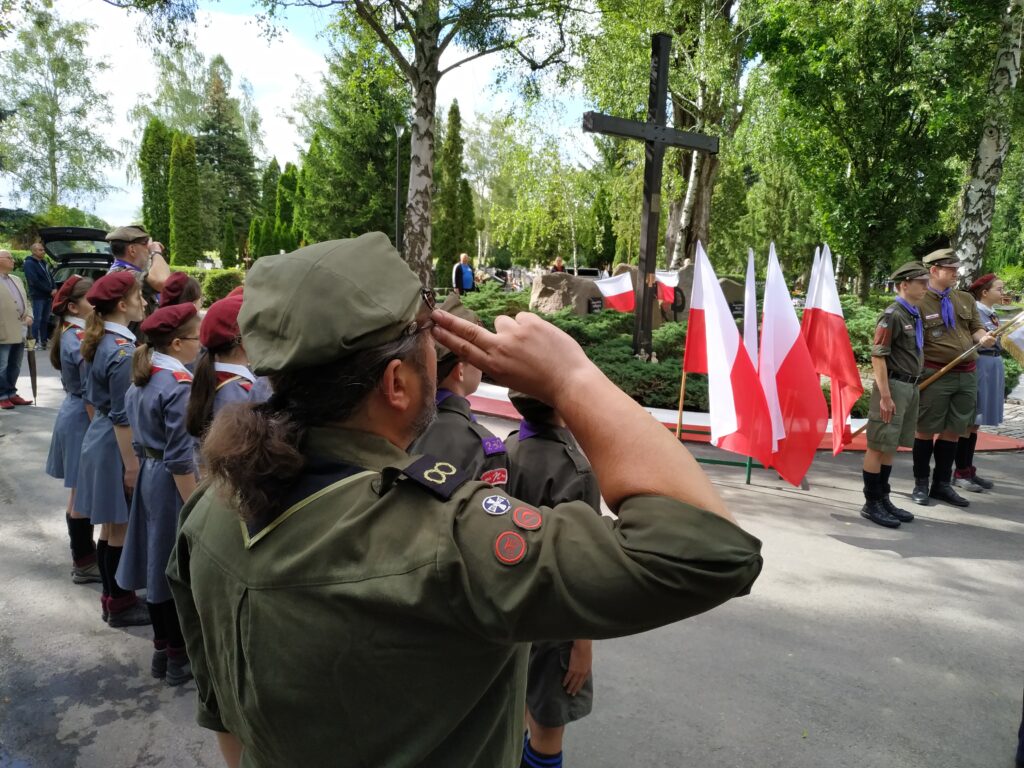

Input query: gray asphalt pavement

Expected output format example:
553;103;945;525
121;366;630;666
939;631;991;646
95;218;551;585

1;367;1021;767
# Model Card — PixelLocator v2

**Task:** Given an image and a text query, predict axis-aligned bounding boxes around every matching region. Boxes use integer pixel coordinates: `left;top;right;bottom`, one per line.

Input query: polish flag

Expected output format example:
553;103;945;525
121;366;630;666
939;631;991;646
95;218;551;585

801;244;863;454
655;270;678;303
759;243;828;486
683;243;773;465
743;248;758;367
595;272;635;312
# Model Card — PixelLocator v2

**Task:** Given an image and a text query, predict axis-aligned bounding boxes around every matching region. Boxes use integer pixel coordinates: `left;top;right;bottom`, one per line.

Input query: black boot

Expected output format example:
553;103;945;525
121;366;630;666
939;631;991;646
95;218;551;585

878;466;913;522
911;477;930;505
929;481;970;508
861;499;901;528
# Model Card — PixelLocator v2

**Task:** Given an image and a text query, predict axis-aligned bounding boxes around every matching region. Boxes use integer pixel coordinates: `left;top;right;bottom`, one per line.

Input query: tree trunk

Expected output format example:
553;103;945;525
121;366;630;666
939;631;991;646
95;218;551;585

403;47;440;288
952;0;1024;283
857;256;872;303
688;154;719;260
663;100;694;264
669;149;704;269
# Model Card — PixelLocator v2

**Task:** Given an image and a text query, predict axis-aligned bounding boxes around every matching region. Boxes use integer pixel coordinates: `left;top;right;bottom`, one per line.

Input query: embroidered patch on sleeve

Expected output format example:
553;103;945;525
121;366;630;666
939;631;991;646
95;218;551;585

494;530;527;565
511;507;542;531
480;468;508;485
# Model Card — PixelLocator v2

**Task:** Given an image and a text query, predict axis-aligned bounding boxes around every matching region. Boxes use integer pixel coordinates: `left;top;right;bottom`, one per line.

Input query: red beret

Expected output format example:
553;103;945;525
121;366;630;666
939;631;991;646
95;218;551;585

159;271;190;307
227;285;244;298
968;273;997;293
200;294;243;349
140;303;197;336
86;271;137;303
52;275;82;314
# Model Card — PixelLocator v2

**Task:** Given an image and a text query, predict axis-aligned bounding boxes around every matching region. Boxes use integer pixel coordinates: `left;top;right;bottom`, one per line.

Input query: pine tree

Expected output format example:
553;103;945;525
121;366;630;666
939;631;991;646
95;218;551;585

433;101;470;285
261;157;281;217
221;213;237;266
275;162;299;230
168;133;202;266
457;178;476;258
138;117;173;245
247;216;262;261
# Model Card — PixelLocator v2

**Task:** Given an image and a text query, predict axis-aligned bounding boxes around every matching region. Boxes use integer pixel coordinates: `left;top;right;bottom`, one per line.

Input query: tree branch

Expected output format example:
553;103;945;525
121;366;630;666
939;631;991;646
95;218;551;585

351;0;413;78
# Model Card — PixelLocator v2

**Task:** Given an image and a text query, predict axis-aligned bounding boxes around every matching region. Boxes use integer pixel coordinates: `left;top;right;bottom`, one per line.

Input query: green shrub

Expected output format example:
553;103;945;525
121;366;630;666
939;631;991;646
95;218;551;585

1005;354;1022;398
822;380;872;418
458;282;530;330
545;309;634;347
202;269;244;303
652;322;686;363
839;295;884;365
1000;263;1024;296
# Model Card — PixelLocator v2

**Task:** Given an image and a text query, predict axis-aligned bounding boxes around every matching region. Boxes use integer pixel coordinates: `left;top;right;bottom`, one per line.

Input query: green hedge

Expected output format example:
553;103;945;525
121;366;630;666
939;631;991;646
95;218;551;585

1005;355;1021;398
167;266;244;304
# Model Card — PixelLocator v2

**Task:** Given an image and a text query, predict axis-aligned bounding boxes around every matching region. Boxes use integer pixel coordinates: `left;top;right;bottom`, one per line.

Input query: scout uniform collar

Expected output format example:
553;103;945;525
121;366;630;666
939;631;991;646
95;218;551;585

64;316;86;329
517;420;572;445
436;389;475;421
103;321;136;341
151;351;191;376
303;426;411;473
214;362;256;383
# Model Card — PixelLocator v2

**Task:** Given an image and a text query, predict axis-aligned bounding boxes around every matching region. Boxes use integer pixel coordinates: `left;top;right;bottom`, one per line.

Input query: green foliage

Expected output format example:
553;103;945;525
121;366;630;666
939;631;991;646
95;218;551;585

220;214;237;267
260;158;281;218
202;269;243;303
138;118;173;245
840;294;887;364
1005;355;1022;398
822;380;872;419
435;101;477;283
999;263;1024;296
168;133;202;266
458;282;531;330
0;7;120;208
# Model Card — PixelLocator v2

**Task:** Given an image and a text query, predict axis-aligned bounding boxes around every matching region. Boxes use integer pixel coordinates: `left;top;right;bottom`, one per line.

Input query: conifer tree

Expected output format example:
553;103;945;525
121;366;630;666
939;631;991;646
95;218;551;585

221;213;237;266
168;133;202;266
138;117;173;245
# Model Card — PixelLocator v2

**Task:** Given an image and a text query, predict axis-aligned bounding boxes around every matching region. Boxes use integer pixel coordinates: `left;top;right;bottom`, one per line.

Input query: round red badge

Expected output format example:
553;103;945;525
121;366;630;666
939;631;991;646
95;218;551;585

494;530;527;566
511;507;542;531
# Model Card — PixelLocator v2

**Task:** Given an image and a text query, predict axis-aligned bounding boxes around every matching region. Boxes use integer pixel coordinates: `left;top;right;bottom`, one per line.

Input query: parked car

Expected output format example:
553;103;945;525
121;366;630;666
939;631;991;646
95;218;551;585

39;226;112;337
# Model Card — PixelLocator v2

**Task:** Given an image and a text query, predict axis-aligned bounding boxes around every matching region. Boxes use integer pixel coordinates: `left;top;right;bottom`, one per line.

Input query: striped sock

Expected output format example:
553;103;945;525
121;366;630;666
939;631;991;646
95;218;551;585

521;741;562;768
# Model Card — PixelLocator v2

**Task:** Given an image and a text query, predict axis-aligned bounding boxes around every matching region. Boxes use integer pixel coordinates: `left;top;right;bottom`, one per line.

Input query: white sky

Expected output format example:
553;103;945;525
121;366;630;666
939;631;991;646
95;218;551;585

1;0;585;226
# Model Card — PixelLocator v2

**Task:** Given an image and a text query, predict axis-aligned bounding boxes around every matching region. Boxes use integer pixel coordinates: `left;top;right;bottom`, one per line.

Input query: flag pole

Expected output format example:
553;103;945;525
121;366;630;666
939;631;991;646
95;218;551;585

849;308;1024;439
675;366;687;439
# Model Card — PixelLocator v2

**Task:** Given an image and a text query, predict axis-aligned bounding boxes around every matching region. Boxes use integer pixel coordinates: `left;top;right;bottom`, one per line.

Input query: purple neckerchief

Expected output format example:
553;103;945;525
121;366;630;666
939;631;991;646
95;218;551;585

895;297;923;352
436;387;477;422
928;286;956;329
110;259;141;272
516;419;548;442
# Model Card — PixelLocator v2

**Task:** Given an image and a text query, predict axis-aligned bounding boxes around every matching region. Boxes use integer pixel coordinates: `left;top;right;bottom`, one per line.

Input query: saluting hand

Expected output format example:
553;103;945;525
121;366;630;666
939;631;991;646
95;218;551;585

879;394;895;424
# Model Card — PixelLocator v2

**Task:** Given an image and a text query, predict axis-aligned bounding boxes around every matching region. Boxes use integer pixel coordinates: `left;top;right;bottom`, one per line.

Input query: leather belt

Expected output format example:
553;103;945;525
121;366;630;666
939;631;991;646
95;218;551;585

977;349;1000;357
143;447;164;460
888;370;922;385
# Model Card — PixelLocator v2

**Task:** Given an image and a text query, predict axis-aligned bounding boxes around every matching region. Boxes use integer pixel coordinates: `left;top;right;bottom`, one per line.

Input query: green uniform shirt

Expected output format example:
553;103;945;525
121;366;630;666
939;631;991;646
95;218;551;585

506;424;601;510
167;427;763;768
917;289;982;365
871;302;924;377
410;391;509;485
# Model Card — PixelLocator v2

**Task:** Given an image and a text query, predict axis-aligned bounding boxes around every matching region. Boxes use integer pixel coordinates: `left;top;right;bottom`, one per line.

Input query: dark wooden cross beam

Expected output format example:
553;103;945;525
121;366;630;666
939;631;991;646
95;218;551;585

583;32;719;359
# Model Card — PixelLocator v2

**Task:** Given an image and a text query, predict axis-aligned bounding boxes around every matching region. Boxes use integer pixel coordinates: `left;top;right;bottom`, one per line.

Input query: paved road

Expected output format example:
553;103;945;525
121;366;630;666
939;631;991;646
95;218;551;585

1;368;1021;767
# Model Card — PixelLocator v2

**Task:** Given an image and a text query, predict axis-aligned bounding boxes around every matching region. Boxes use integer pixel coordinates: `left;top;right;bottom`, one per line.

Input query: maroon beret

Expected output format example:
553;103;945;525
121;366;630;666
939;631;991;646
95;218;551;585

159;271;190;307
52;275;82;314
968;273;997;293
200;294;244;349
86;271;137;303
140;303;197;336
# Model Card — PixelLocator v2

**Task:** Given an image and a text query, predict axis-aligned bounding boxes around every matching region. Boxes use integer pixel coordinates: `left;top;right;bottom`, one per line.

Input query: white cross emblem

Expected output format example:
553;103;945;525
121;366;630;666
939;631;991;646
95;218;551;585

482;495;512;516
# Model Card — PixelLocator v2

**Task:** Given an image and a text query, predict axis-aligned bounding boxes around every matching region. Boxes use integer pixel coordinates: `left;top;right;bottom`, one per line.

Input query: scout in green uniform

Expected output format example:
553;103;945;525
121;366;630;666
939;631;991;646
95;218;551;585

505;391;601;768
911;249;996;508
410;293;509;486
860;262;929;529
167;233;763;768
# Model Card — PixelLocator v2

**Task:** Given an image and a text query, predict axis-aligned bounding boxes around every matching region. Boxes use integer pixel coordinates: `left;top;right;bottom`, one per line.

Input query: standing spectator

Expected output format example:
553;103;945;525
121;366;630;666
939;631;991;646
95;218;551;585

24;241;56;349
105;225;170;339
452;252;475;295
551;256;566;273
0;249;33;409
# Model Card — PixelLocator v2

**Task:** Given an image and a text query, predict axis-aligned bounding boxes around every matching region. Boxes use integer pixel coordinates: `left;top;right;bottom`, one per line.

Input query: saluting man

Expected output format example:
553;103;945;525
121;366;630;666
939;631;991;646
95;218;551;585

860;262;929;529
911;249;996;508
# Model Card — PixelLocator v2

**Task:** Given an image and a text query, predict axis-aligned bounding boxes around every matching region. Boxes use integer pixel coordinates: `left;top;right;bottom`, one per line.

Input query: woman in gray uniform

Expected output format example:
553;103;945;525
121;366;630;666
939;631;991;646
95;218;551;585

76;271;150;628
953;273;1006;492
45;276;99;584
118;303;201;685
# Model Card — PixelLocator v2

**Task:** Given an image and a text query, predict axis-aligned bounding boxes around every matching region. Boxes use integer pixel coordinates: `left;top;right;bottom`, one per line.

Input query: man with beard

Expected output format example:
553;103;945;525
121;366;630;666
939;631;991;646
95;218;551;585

167;233;764;768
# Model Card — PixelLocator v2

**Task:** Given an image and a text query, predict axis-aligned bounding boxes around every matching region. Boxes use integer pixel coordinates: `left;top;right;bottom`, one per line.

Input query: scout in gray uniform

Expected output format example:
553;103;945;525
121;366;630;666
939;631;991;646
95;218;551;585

860;262;929;529
167;233;763;768
911;249;996;507
952;273;1006;492
118;304;201;685
45;276;100;583
409;293;509;486
505;391;601;768
76;272;151;627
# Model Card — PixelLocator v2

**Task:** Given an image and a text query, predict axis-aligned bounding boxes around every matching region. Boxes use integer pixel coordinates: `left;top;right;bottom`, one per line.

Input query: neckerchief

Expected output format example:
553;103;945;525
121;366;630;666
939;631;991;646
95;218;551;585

151;350;190;375
929;286;956;329
214;361;256;383
895;297;923;352
102;320;136;342
110;259;141;272
516;420;548;442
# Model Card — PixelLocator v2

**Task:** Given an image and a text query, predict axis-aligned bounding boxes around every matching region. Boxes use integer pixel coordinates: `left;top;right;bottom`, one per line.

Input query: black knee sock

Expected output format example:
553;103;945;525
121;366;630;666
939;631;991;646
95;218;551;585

106;545;131;599
96;539;109;597
67;517;96;564
912;438;934;480
148;602;168;648
879;464;893;496
160;600;185;651
966;431;978;469
932;439;957;484
862;470;882;502
954;435;972;471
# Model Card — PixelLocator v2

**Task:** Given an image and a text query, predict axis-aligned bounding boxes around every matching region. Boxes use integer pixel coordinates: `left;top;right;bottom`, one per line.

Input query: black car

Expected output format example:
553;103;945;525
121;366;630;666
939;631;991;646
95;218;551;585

39;226;113;287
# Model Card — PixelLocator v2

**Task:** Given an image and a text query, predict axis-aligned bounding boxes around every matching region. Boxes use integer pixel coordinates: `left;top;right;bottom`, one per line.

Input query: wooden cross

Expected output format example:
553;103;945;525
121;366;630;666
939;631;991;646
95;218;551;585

583;32;719;359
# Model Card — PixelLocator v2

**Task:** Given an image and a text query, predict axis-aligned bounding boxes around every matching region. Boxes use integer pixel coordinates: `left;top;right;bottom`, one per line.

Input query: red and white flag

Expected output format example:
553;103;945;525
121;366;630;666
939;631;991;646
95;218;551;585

801;243;863;454
684;243;773;465
655;270;678;303
743;248;758;367
595;272;635;312
759;243;828;486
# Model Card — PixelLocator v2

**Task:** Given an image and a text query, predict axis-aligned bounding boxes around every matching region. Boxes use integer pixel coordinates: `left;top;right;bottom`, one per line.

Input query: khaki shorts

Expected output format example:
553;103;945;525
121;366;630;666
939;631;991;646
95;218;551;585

867;379;920;453
525;641;594;728
916;370;977;435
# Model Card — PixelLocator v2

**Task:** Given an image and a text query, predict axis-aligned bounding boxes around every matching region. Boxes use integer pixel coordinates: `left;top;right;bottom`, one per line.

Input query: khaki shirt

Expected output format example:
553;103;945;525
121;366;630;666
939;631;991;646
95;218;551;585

506;424;601;510
167;427;763;768
871;302;924;377
918;289;982;365
410;392;509;485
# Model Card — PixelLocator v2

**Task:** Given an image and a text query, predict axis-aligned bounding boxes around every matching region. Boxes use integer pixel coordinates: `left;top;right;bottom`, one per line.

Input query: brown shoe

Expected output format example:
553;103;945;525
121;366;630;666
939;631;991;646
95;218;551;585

8;395;32;406
0;399;13;410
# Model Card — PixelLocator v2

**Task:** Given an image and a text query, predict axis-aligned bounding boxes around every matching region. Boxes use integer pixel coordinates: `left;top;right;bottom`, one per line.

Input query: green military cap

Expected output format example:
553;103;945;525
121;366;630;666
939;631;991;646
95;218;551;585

106;224;149;243
921;248;960;267
238;232;425;375
435;293;480;368
508;390;555;423
889;261;929;282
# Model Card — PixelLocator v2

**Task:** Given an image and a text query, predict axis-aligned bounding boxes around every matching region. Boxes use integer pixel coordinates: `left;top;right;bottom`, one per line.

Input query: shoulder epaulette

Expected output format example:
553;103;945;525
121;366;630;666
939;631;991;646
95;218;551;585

114;337;130;346
398;455;472;500
239;380;252;392
173;370;192;383
215;374;242;392
75;330;84;340
884;306;896;314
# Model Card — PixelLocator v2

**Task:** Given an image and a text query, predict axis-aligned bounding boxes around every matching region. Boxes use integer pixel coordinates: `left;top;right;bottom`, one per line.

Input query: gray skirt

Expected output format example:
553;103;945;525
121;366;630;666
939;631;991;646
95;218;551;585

116;457;182;604
975;354;1005;426
45;394;90;488
75;413;129;524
